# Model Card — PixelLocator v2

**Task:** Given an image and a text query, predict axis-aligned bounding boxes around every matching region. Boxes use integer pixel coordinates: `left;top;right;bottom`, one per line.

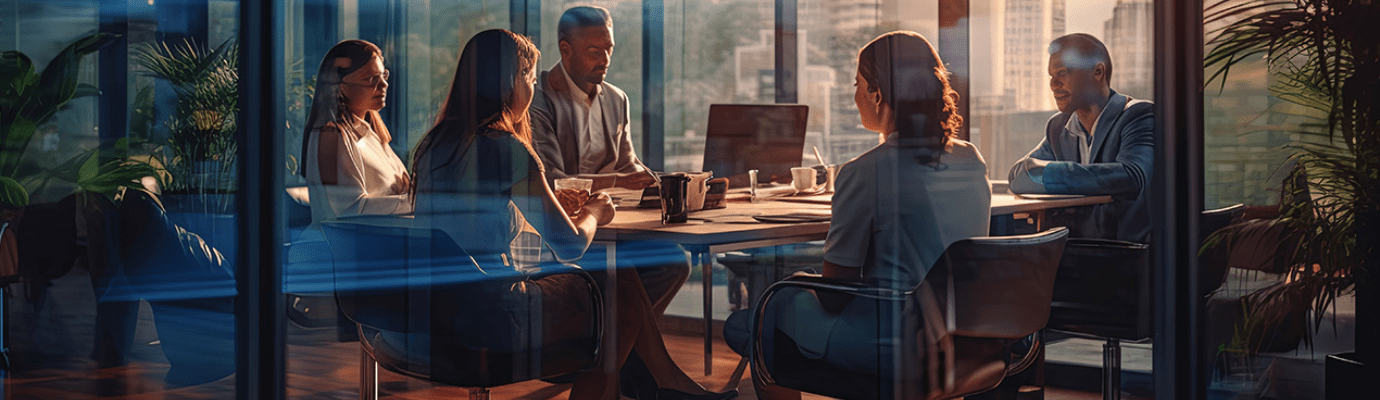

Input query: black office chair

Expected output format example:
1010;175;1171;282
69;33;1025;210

1199;204;1247;297
321;221;602;400
1049;205;1245;400
1046;238;1149;400
749;227;1069;399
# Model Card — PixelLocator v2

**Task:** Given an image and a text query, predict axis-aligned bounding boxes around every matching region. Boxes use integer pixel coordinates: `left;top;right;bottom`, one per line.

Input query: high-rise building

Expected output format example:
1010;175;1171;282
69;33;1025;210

969;0;1008;177
1104;0;1154;100
830;0;883;32
1003;0;1065;111
816;0;936;39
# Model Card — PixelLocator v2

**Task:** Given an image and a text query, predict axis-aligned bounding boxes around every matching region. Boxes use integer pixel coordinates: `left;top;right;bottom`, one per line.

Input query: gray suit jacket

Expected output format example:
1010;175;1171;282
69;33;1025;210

529;64;640;183
1008;91;1154;242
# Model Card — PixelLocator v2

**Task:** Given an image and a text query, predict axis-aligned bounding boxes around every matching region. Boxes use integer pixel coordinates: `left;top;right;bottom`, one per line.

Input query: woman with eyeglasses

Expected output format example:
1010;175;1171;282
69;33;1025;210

302;39;412;224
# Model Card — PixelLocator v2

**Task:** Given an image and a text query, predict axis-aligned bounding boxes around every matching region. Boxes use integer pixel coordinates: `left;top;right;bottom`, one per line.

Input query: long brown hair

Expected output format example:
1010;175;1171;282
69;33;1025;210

301;39;392;176
857;31;960;164
413;29;540;173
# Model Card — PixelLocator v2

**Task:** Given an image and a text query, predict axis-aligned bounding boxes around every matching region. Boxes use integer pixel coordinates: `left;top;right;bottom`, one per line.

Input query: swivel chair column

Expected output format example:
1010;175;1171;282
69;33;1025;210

468;388;490;400
1103;338;1120;400
360;347;378;400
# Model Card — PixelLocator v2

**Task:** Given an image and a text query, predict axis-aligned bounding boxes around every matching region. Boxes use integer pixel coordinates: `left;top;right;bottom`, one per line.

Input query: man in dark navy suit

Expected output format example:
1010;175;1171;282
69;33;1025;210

1009;33;1154;242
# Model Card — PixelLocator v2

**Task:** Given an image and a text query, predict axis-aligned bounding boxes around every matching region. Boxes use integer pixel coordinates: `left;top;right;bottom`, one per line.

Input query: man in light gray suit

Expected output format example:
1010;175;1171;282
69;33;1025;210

530;6;657;191
1009;33;1154;242
530;7;694;395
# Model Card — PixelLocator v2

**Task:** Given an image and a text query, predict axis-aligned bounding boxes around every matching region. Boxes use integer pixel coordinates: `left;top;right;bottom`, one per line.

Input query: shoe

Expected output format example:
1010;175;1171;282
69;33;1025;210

619;351;656;398
655;388;739;400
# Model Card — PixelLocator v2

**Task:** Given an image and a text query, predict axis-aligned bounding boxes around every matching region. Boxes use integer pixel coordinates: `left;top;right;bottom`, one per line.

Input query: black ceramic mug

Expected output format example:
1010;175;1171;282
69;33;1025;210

660;173;690;224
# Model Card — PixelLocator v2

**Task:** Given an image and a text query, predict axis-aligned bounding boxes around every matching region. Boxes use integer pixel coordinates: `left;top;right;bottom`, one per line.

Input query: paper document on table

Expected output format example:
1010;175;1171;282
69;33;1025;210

776;193;832;204
1015;193;1085;200
752;210;831;223
599;187;645;207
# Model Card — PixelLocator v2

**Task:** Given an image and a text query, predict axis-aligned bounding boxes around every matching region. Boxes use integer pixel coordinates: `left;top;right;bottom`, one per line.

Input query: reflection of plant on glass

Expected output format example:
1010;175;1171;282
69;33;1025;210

135;39;239;203
285;58;315;181
0;32;122;207
0;32;160;282
1205;0;1378;375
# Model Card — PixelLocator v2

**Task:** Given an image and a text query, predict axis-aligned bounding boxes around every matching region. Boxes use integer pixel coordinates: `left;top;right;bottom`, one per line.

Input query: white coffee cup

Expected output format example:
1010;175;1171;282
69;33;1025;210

791;167;819;193
685;171;712;210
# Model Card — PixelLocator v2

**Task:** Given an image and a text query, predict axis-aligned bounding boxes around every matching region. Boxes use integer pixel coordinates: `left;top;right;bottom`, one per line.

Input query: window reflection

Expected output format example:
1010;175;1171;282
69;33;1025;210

2;0;1346;397
664;0;771;172
3;0;241;396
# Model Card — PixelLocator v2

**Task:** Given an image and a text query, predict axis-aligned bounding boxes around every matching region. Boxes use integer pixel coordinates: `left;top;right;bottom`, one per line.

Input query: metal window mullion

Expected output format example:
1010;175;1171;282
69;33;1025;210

98;1;129;147
1152;0;1205;398
236;1;287;399
511;0;541;47
774;0;797;104
938;0;970;141
643;0;665;170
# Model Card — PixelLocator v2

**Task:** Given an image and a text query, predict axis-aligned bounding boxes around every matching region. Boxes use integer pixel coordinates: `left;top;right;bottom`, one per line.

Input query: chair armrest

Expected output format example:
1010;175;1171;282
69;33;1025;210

768;273;907;301
516;262;604;372
749;274;918;387
1005;331;1043;377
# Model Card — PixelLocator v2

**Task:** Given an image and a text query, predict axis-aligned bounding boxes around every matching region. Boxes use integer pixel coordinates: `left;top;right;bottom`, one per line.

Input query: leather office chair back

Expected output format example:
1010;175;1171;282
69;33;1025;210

930;228;1068;339
1048;238;1152;340
323;221;473;334
1199;204;1246;296
750;227;1069;400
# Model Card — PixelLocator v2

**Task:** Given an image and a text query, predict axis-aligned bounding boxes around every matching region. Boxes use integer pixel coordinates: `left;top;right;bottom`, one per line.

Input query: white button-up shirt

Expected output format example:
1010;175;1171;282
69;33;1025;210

1063;98;1111;165
558;62;610;174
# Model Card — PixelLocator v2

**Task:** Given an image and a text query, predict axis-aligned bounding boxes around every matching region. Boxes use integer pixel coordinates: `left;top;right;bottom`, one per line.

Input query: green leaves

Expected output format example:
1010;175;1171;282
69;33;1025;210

76;158;158;200
0;176;29;208
20;138;163;204
134;38;239;192
1205;0;1380;351
0;32;119;177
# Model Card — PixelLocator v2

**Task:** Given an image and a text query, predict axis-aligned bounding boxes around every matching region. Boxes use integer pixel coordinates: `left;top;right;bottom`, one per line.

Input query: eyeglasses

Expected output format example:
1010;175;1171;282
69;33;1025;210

341;70;390;89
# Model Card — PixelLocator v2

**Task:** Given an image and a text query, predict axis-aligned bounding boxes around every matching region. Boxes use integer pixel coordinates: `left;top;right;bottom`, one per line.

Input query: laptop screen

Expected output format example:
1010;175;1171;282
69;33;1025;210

700;104;809;188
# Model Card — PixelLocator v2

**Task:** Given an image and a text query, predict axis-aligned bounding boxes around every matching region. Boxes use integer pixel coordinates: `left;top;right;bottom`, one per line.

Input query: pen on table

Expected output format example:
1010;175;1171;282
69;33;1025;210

813;145;827;166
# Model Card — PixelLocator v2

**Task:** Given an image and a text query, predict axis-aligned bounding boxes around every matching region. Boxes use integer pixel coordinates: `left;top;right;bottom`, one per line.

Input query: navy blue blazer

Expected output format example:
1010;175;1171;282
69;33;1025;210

1008;91;1154;242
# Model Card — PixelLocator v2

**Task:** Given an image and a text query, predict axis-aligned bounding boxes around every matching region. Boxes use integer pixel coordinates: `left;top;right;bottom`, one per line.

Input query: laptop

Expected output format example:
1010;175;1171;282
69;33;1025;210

700;104;810;188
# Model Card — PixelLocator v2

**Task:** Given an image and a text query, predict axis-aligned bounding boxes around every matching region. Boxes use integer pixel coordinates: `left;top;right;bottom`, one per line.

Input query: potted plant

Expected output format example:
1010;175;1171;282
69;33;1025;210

134;38;239;210
134;39;239;260
1205;0;1378;396
0;32;120;281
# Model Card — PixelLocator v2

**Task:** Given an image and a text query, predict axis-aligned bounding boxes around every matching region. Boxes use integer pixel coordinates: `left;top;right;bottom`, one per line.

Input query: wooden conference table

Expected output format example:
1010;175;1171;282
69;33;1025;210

593;191;1112;375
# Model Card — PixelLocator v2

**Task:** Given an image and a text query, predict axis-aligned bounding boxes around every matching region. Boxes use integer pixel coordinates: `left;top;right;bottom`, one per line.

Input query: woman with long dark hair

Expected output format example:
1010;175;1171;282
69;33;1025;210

413;29;733;400
303;39;411;224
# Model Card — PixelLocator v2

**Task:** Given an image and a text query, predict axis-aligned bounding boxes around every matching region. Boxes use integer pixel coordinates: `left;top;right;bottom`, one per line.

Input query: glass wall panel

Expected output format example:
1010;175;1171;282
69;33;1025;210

797;0;939;166
966;0;1162;397
279;0;514;397
3;0;241;396
1201;1;1354;398
968;0;1155;180
18;0;1349;398
663;0;773;172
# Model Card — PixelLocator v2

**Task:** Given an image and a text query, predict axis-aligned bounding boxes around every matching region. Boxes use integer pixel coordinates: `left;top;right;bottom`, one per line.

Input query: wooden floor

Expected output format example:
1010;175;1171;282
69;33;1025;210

5;323;1103;400
1;268;1104;399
